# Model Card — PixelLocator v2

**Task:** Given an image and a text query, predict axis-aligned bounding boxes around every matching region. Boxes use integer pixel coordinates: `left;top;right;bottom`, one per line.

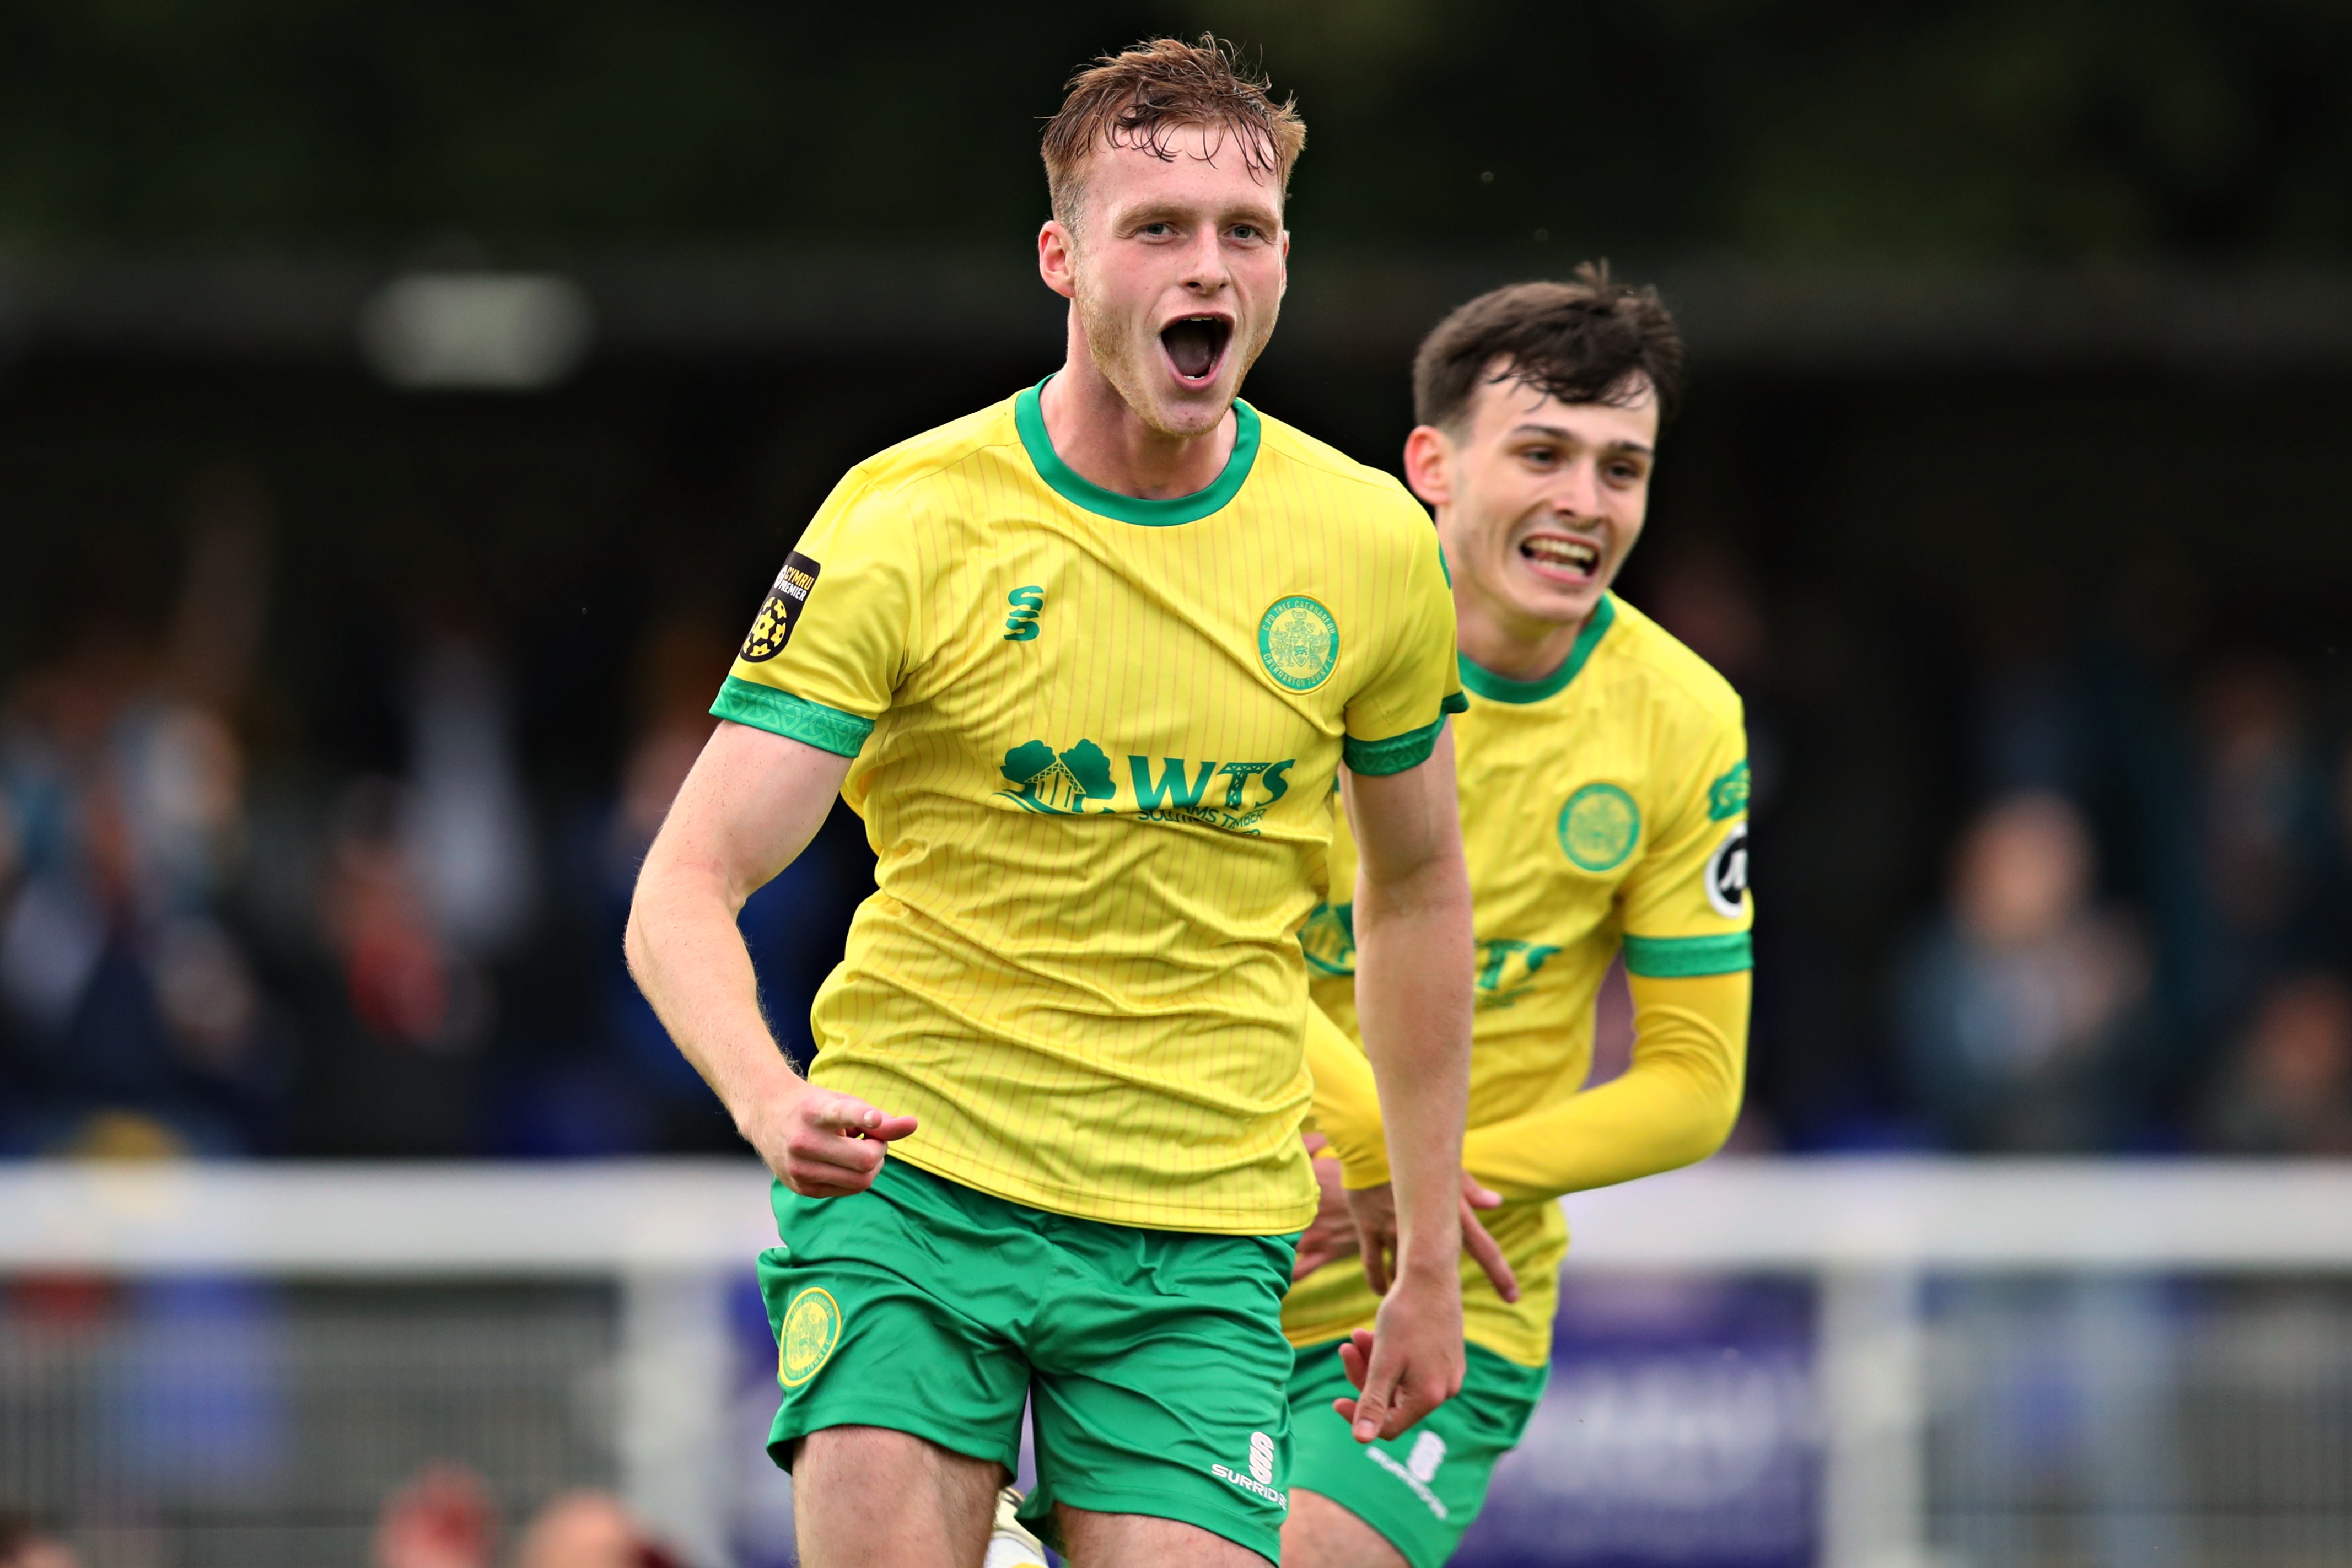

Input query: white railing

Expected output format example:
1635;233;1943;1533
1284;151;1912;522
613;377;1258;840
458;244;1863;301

4;1157;2349;1568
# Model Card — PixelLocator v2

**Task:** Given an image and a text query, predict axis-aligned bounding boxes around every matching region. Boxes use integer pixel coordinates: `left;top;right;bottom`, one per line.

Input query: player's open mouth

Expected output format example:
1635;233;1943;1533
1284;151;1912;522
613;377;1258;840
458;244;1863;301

1160;316;1232;386
1521;536;1602;581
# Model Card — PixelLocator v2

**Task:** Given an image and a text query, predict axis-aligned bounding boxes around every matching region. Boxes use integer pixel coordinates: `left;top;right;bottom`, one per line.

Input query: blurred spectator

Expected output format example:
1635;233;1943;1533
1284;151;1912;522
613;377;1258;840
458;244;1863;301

514;1492;681;1568
2198;971;2352;1155
2190;656;2329;1004
373;1465;679;1568
404;629;537;963
0;469;290;1155
1897;791;2156;1152
299;777;493;1154
0;1513;76;1568
374;1464;497;1568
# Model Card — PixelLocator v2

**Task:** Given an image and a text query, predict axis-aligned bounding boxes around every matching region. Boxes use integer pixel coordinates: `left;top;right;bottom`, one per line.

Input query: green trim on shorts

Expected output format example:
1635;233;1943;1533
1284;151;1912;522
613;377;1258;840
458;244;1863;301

760;1159;1300;1563
1287;1338;1551;1568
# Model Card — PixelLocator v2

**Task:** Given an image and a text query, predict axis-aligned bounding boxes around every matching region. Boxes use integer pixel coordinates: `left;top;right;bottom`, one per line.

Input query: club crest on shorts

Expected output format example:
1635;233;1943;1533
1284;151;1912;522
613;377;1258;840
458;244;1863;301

1257;596;1339;693
778;1287;842;1388
1558;782;1641;872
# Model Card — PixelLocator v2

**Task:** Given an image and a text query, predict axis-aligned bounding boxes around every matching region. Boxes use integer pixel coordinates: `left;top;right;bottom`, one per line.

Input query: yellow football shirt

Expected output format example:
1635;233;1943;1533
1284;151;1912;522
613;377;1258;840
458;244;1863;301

1283;592;1752;1362
712;381;1465;1235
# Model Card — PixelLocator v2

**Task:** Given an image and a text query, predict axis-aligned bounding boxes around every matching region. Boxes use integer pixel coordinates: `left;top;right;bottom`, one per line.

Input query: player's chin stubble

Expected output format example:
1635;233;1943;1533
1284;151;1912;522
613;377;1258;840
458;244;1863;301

1075;281;1274;442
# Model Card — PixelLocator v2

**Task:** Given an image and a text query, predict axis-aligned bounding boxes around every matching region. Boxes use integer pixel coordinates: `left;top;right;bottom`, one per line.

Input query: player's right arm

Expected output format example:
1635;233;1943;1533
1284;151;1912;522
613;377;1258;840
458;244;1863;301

628;470;922;1197
626;725;916;1197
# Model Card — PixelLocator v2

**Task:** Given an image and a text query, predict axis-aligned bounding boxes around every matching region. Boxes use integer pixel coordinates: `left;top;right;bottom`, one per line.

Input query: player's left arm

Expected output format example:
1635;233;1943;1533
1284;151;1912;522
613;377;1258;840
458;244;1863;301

1325;512;1477;1441
1463;719;1753;1200
1343;729;1476;1440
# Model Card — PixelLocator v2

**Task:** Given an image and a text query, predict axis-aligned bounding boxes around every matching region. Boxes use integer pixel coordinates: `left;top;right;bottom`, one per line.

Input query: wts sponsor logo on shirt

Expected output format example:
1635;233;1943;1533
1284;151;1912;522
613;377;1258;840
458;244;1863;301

995;740;1296;833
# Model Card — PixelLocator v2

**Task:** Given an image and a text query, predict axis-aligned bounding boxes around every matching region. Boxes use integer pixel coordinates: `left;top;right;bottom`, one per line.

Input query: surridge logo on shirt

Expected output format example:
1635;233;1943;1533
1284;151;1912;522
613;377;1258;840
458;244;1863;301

740;551;822;662
1003;585;1045;642
998;739;1117;813
778;1286;842;1388
1257;595;1339;693
1559;782;1641;872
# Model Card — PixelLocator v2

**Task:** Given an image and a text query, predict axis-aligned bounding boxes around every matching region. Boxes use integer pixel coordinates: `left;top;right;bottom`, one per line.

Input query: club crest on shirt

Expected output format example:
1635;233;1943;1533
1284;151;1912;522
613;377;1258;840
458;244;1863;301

1558;782;1641;872
778;1287;842;1388
1257;595;1339;693
740;550;822;662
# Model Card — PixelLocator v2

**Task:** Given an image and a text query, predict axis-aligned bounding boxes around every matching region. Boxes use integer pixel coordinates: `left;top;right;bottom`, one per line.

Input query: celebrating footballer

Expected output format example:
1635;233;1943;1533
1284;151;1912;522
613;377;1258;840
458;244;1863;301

629;37;1484;1568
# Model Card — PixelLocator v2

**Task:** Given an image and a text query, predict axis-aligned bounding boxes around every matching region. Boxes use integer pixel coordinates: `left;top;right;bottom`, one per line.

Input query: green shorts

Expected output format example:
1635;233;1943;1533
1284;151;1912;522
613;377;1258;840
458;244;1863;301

758;1157;1300;1562
1287;1338;1549;1568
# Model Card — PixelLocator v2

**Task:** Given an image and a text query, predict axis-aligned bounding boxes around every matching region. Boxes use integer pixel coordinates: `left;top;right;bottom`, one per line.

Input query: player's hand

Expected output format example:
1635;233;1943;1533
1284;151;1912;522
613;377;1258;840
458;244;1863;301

1344;1174;1520;1303
1292;1151;1361;1279
748;1081;919;1198
1331;1259;1468;1442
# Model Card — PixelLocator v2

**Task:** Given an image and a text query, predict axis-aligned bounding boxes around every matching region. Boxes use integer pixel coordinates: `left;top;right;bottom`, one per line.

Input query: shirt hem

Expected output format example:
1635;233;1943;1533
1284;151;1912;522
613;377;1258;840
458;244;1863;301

887;1143;1318;1237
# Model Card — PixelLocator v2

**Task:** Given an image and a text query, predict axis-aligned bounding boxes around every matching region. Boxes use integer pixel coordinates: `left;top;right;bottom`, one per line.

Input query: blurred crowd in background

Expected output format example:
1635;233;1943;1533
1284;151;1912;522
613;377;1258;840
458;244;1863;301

0;462;860;1162
2;454;2348;1165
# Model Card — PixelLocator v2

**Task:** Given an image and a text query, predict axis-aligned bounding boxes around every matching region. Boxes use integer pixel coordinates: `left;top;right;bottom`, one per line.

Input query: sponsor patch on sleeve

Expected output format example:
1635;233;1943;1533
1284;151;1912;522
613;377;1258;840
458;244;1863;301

1705;822;1751;918
739;550;823;662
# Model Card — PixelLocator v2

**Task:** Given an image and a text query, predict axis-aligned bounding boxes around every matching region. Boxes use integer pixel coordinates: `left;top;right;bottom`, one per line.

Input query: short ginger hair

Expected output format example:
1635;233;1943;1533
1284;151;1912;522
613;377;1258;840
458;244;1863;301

1413;264;1686;432
1040;36;1306;233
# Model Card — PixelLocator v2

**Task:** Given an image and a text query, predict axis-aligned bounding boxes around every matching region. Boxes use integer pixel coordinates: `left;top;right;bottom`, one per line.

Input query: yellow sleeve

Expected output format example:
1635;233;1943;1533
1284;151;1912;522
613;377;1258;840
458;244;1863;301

708;468;916;756
1341;517;1466;777
1619;720;1751;978
1301;1000;1391;1189
1458;971;1749;1201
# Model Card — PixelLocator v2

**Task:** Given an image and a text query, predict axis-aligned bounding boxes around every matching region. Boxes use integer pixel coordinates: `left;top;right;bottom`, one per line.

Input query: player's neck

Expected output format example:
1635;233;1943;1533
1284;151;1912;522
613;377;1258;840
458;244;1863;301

1038;353;1237;502
1455;591;1594;686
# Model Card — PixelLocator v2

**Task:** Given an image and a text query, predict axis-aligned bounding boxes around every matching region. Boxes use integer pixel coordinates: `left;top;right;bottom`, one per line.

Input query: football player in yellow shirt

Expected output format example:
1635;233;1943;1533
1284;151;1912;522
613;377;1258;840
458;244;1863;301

626;39;1478;1568
1280;270;1752;1568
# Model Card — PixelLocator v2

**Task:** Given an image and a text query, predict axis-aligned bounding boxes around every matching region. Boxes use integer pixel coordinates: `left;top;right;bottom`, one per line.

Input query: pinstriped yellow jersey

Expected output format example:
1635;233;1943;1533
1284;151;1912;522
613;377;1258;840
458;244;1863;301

712;381;1464;1235
1284;592;1752;1361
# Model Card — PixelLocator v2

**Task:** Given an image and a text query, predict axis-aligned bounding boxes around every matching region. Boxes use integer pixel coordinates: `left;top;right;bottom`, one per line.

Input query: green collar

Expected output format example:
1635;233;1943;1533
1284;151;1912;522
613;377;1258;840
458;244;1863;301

1014;377;1260;526
1457;594;1617;704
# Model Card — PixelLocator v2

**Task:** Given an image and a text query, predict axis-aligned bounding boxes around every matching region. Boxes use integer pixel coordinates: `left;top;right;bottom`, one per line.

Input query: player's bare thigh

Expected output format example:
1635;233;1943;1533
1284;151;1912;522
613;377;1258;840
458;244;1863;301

1058;1505;1273;1567
793;1426;1005;1568
1280;1489;1410;1568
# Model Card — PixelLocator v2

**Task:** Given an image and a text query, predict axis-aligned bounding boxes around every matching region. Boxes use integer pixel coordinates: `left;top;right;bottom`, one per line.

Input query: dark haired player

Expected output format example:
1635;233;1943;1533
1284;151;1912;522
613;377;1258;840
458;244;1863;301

627;37;1478;1568
1281;268;1753;1568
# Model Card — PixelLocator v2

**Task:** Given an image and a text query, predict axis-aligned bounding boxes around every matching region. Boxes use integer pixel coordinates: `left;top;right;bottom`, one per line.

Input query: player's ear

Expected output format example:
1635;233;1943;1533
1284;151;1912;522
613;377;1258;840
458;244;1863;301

1402;424;1454;508
1038;220;1078;301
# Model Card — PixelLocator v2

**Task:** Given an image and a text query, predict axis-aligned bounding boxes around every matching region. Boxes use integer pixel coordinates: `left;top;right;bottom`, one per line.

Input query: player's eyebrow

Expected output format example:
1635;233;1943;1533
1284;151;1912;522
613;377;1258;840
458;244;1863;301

1508;422;1655;459
1118;198;1283;233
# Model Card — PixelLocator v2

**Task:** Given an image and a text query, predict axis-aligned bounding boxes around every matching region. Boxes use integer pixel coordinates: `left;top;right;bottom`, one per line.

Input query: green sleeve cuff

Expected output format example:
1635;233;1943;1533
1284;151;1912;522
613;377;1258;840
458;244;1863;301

1343;713;1449;776
1443;689;1470;714
1622;931;1752;978
711;675;875;757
